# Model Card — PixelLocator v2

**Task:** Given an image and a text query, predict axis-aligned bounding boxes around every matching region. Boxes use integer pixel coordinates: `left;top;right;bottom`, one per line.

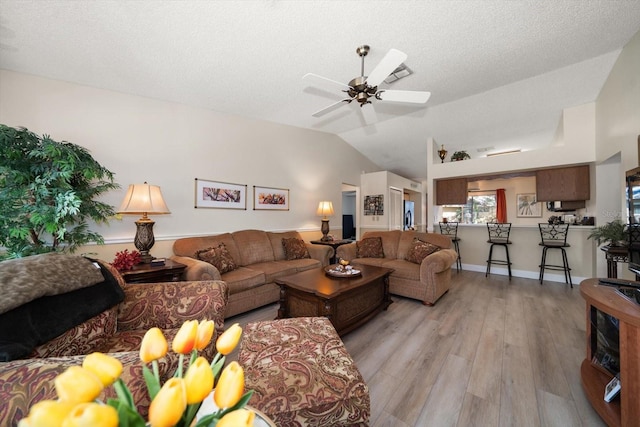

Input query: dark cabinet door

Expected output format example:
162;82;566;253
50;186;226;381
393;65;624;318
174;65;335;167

435;178;468;205
536;165;590;201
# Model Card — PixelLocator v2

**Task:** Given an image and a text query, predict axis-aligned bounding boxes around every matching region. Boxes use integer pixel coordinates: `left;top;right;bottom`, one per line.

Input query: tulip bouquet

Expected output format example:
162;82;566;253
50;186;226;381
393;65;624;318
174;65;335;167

18;321;255;427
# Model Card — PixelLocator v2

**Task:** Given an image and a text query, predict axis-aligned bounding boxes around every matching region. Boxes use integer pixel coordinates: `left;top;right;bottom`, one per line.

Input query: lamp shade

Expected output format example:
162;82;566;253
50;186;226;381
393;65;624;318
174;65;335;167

117;183;170;215
316;201;334;218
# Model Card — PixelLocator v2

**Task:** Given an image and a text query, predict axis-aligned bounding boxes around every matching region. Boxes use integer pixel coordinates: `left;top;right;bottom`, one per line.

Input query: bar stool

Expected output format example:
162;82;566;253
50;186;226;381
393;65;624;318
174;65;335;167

486;223;512;279
439;222;462;272
538;223;573;287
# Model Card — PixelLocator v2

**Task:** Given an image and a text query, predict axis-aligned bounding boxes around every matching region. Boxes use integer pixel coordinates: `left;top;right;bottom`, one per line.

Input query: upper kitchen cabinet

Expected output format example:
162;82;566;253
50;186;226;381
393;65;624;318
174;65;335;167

536;165;590;201
435;177;468;205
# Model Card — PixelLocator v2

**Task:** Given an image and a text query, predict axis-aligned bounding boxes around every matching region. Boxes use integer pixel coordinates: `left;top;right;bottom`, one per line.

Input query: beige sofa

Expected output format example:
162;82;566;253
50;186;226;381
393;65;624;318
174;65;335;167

171;229;333;318
336;230;458;305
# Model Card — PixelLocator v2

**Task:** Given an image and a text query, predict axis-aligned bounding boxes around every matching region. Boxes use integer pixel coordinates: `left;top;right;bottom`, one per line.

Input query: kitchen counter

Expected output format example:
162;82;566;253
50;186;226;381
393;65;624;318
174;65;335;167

446;224;597;281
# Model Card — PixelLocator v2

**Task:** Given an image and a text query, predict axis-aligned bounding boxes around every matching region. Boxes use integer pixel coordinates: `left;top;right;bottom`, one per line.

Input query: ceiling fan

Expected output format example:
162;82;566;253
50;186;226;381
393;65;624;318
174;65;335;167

303;45;431;118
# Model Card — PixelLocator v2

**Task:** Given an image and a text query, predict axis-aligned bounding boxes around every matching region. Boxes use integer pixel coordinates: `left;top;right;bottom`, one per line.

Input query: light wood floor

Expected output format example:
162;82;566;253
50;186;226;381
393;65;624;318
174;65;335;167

228;271;606;427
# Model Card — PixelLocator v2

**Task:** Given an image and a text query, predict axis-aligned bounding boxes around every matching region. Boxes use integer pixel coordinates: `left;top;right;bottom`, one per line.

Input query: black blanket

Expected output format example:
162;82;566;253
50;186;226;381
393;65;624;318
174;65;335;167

0;261;125;361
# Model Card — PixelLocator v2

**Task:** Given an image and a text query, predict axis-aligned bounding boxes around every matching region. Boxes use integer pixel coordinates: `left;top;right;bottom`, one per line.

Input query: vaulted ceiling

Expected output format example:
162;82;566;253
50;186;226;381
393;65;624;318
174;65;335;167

1;1;639;181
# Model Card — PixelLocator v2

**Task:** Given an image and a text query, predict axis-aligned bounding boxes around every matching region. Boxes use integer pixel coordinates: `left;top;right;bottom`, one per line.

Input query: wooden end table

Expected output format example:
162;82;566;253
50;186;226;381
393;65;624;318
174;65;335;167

310;239;353;264
275;264;393;336
120;259;186;284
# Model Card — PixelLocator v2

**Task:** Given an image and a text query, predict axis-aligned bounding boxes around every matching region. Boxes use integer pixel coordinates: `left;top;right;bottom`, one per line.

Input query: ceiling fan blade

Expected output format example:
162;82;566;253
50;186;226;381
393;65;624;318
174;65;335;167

311;99;352;117
377;90;431;104
303;73;351;91
365;49;408;88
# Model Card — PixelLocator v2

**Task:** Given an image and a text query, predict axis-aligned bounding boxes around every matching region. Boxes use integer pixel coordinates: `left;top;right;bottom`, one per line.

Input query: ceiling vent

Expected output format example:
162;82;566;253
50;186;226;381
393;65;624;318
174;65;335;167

384;64;413;84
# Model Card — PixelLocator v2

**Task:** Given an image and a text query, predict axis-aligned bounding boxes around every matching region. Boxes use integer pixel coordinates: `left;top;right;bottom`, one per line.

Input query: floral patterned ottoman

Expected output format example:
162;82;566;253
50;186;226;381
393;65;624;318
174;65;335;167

239;317;370;427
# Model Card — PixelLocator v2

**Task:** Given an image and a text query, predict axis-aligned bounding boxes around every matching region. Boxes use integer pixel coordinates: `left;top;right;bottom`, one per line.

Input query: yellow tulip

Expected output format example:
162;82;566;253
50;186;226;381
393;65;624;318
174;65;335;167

184;356;214;404
22;400;75;427
195;319;215;351
172;320;198;354
82;352;123;387
148;377;186;427
140;327;168;363
61;402;118;427
214;361;245;409
215;323;242;356
216;409;255;427
54;366;103;404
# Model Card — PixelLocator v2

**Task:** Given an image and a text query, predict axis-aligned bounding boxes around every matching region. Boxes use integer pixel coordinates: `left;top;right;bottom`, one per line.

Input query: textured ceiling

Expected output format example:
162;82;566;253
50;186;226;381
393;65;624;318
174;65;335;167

1;1;639;181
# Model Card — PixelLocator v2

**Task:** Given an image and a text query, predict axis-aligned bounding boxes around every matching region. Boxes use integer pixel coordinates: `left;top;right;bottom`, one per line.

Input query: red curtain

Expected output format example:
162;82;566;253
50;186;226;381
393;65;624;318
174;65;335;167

496;188;507;223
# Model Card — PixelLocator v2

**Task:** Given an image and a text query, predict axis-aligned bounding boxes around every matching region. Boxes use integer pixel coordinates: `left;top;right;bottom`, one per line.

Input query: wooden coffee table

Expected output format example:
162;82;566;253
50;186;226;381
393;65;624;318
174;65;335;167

275;264;393;336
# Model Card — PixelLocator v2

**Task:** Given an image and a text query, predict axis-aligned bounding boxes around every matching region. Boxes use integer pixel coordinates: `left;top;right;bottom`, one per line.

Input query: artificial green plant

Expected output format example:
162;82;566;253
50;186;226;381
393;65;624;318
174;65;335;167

0;124;119;259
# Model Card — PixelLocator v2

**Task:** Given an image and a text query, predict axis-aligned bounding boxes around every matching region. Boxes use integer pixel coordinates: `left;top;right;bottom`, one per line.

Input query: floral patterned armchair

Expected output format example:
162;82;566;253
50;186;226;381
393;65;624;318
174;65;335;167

0;260;228;426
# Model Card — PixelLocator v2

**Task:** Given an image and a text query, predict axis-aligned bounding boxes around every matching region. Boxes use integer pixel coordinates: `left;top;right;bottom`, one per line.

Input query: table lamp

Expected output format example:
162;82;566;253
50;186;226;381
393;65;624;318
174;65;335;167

316;201;335;242
117;182;170;263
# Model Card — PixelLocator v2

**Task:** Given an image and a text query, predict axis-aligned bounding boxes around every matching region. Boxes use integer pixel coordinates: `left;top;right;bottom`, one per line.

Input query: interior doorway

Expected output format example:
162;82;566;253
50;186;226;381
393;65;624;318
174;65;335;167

342;184;358;240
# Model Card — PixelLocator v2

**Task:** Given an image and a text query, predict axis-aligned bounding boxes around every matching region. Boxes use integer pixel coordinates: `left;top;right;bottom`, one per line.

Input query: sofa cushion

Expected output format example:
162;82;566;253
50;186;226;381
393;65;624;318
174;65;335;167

282;237;311;260
248;261;299;283
356;236;385;258
361;230;401;259
268;231;303;261
0;261;124;361
195;243;238;273
398;231;452;259
29;307;118;359
406;238;441;264
232;230;275;266
0;253;105;315
221;267;266;295
173;233;242;266
0;351;180;424
383;259;421;281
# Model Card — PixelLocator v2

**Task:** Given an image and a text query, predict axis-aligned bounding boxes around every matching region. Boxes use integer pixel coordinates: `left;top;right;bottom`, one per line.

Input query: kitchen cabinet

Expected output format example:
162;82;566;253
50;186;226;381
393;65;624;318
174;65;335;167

435;178;468;205
536;165;590;201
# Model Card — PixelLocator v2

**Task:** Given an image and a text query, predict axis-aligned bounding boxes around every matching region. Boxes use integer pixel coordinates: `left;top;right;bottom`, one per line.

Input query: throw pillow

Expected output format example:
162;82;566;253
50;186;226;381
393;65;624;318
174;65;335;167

406;238;441;264
282;237;311;260
195;243;238;274
356;237;384;258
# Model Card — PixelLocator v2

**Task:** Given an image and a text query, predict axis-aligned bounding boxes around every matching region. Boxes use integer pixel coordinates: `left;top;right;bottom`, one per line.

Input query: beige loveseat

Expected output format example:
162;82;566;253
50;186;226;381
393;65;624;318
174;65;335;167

336;230;458;305
171;229;333;318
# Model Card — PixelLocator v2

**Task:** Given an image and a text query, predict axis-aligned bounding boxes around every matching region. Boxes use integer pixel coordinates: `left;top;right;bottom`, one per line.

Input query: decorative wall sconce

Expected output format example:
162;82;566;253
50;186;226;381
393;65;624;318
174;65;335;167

437;145;448;163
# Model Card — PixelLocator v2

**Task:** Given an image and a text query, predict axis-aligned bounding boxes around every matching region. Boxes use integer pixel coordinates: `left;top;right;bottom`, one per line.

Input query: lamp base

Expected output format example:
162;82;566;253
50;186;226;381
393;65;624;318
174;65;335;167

320;219;331;242
134;219;156;264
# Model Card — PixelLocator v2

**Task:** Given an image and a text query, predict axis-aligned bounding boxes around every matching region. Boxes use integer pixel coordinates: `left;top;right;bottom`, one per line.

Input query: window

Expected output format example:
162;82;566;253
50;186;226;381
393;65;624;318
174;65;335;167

443;192;497;224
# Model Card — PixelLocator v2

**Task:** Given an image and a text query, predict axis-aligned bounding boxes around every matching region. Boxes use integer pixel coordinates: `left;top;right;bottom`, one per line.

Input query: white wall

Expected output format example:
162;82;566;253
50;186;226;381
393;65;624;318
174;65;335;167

593;30;640;279
0;70;380;259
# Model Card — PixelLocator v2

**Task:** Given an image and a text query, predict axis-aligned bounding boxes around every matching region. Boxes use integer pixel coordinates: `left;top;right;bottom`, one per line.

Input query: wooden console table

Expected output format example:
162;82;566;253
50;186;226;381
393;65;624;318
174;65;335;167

600;245;629;278
579;279;640;426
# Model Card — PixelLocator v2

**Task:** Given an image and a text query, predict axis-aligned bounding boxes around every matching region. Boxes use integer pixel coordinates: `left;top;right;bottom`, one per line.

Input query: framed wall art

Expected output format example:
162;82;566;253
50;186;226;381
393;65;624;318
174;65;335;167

364;194;384;215
195;178;247;209
516;193;541;217
254;186;289;210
